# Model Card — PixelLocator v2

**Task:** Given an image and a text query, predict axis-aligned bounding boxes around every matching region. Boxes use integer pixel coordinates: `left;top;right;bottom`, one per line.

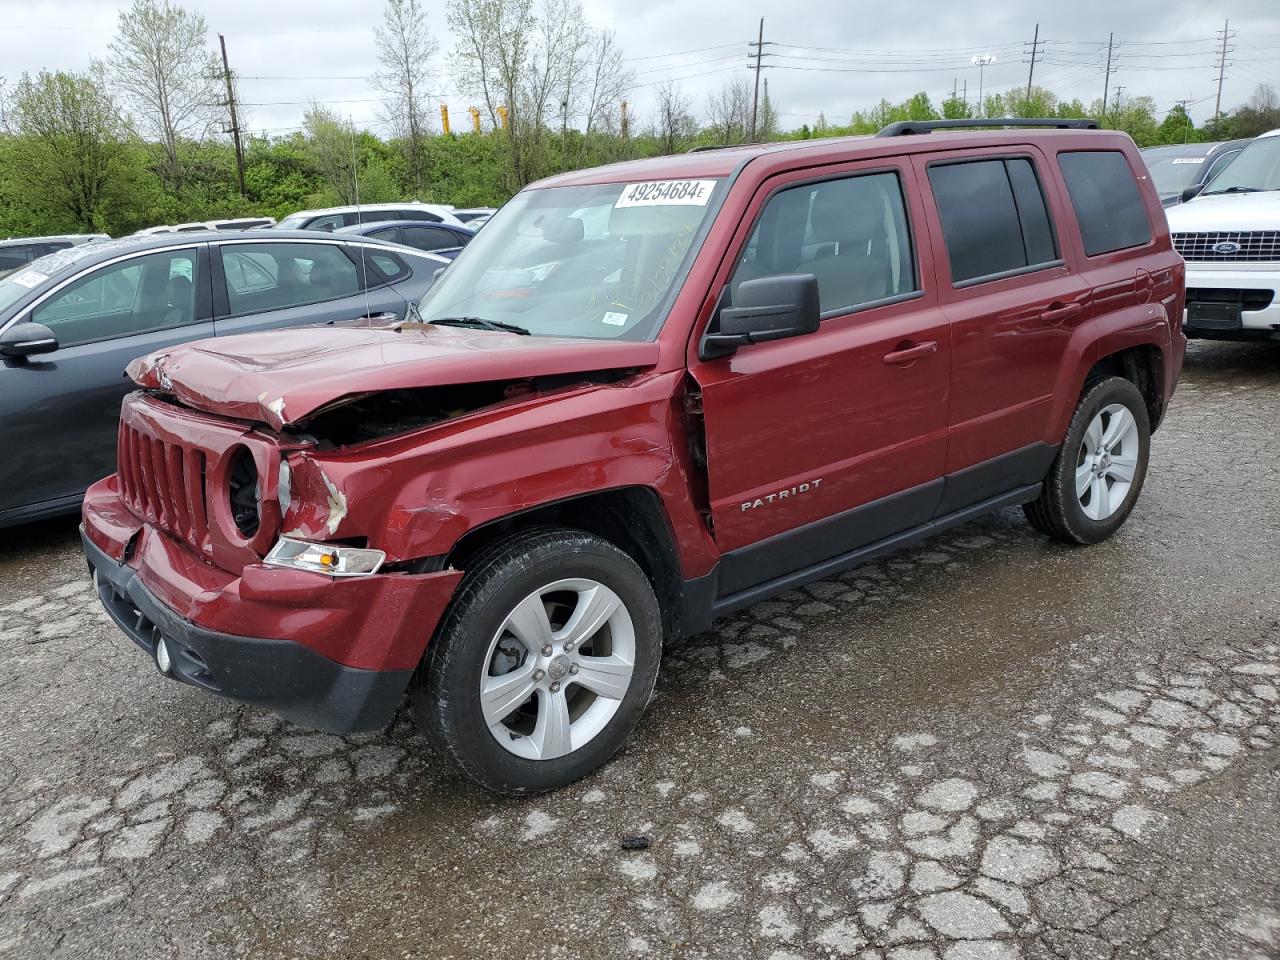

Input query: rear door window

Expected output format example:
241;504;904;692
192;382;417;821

305;213;346;232
1057;151;1152;256
221;242;360;316
0;245;34;272
397;209;442;223
32;249;201;346
402;226;458;252
927;157;1060;284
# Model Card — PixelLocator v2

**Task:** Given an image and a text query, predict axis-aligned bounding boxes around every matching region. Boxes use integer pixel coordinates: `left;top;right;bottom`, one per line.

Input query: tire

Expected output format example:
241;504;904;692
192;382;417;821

1024;376;1151;545
413;528;662;795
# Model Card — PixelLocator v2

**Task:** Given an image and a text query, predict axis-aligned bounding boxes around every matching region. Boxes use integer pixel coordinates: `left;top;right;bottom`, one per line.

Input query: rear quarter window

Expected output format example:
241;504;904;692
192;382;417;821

1057;151;1152;257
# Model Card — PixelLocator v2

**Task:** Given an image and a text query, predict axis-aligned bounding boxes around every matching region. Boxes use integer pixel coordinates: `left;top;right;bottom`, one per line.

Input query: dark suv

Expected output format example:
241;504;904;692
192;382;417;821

83;119;1185;795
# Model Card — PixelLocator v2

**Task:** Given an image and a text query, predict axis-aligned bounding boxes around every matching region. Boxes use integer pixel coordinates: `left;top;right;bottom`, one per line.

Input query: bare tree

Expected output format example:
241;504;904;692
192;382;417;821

447;0;592;189
654;80;696;155
374;0;439;193
705;77;752;145
100;0;220;194
576;30;631;137
9;71;129;230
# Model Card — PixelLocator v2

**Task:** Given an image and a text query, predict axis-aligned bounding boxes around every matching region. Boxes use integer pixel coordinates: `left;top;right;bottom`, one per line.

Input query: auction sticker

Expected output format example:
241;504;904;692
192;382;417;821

1171;157;1205;164
616;180;717;208
11;270;48;289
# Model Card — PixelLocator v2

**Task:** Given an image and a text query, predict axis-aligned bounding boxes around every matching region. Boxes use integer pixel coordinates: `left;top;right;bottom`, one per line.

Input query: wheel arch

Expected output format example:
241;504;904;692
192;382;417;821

442;485;709;640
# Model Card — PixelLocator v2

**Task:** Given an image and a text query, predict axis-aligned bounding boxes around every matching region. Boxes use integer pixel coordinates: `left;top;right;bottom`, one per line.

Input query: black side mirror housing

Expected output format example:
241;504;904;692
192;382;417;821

1181;183;1206;203
0;322;59;359
700;274;821;360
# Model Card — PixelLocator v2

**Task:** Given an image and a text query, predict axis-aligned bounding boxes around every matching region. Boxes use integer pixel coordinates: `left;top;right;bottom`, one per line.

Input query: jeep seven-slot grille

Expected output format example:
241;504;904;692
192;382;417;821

117;421;209;550
1172;231;1280;262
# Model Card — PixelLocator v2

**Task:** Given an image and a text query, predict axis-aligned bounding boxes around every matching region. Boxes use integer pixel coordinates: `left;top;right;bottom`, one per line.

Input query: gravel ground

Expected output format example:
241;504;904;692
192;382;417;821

0;340;1278;960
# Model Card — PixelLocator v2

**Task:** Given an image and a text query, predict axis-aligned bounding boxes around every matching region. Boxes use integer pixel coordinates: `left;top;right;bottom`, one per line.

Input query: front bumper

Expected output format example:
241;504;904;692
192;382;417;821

82;477;464;733
1182;263;1280;339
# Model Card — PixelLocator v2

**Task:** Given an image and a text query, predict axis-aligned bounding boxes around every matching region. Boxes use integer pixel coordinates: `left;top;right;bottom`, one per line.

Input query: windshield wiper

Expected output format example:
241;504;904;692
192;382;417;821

1202;186;1263;195
430;315;531;336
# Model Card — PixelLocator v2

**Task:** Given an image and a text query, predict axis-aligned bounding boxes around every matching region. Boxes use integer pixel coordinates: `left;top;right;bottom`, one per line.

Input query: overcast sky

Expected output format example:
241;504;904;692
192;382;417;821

0;0;1277;138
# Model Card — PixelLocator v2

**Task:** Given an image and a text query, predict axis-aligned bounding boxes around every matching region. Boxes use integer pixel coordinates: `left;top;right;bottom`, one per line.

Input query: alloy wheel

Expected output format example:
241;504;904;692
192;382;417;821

479;578;636;761
1076;403;1139;521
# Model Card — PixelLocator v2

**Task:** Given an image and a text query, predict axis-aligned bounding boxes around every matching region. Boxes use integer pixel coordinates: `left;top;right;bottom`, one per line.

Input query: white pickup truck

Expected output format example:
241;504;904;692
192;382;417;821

1166;127;1280;342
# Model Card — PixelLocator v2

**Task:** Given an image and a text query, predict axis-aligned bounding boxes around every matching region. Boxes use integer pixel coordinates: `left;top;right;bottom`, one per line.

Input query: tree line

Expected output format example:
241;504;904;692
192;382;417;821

1;0;1276;239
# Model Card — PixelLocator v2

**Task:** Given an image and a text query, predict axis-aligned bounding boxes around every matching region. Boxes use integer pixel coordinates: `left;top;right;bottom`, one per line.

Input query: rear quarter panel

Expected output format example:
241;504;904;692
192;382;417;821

1040;137;1185;441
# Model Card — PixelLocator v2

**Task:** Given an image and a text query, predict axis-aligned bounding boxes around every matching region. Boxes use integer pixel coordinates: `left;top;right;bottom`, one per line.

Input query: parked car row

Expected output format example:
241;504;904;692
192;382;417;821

133;217;277;235
0;235;109;278
1163;127;1280;343
1139;139;1253;206
0;230;449;527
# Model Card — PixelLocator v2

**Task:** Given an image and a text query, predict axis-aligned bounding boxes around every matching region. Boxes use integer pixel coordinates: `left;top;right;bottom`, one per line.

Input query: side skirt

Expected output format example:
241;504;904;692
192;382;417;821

709;482;1042;619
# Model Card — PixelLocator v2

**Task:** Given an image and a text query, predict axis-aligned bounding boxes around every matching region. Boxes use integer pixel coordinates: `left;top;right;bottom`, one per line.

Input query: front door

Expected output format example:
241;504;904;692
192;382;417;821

690;161;951;597
212;240;406;337
0;245;215;517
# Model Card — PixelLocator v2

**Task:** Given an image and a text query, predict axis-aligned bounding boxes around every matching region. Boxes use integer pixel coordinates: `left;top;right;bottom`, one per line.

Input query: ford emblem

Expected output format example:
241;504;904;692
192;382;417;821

1213;241;1241;254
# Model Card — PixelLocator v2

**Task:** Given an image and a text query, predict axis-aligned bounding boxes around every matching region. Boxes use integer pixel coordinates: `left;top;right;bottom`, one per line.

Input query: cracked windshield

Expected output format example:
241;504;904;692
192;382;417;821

416;178;722;339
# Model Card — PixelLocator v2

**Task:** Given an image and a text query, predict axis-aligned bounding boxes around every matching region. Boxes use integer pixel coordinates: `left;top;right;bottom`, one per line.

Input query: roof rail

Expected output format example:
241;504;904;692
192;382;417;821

876;118;1101;137
686;144;737;153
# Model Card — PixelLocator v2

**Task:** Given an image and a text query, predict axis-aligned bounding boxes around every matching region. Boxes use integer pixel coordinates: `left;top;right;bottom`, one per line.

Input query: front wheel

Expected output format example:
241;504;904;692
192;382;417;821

413;528;662;795
1024;376;1151;545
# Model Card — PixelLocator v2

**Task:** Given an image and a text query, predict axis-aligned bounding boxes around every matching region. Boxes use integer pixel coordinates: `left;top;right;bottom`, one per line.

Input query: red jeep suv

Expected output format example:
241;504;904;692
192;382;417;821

82;119;1185;794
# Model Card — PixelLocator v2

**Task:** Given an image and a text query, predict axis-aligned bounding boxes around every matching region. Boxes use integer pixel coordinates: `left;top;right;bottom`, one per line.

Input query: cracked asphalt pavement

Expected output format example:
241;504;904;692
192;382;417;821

2;340;1279;960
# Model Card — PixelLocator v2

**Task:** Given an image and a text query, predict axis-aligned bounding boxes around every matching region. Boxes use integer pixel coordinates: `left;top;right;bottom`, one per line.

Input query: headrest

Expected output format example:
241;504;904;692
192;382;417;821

809;178;888;245
608;202;707;238
542;216;585;243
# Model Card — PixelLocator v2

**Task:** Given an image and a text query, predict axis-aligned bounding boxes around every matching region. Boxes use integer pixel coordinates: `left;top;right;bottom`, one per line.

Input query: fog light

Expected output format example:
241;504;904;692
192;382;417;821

156;637;172;674
263;537;386;577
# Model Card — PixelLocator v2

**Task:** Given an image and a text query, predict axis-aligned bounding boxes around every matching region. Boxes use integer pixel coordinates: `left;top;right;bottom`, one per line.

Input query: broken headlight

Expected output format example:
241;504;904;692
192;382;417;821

263;537;385;577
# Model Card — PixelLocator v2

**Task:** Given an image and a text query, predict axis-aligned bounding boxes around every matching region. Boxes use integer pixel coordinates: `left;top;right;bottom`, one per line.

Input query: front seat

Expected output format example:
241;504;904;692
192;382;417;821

805;180;893;312
165;275;193;325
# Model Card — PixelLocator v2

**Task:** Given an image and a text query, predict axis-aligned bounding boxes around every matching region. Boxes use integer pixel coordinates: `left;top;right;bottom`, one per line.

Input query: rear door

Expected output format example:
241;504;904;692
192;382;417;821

211;239;407;337
913;147;1092;513
690;158;951;597
0;245;214;515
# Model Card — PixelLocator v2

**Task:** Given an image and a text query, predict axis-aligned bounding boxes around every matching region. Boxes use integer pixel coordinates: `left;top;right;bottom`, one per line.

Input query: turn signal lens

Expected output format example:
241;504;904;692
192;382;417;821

264;537;385;577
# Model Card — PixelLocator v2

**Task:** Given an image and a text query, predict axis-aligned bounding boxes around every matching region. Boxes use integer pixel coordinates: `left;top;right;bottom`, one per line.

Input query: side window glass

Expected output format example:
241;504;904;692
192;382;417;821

1057;151;1153;256
1005;158;1059;267
0;246;34;271
402;226;455;251
370;227;400;243
730;170;918;315
366;252;407;281
32;249;200;346
306;214;345;232
222;242;360;316
929;157;1061;284
399;209;441;223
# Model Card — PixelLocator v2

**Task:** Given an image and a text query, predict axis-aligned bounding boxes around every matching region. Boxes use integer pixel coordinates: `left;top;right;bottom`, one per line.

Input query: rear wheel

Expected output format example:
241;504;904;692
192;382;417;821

413;528;662;795
1024;376;1150;544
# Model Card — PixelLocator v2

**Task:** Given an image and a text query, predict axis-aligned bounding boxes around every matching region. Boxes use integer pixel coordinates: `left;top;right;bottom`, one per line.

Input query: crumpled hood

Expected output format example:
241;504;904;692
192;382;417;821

127;323;661;430
1165;191;1280;234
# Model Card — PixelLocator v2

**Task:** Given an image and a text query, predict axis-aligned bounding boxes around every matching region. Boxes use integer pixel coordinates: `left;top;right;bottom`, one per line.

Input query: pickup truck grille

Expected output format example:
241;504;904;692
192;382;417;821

117;420;210;551
1172;231;1280;262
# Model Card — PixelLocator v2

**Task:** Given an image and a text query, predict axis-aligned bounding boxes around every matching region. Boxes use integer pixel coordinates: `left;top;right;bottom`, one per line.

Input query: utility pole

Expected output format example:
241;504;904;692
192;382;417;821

1213;19;1233;122
1174;98;1191;143
962;79;968;116
971;54;995;119
748;18;766;142
560;97;569;172
1102;32;1115;121
1113;85;1125;115
1025;23;1041;103
218;34;246;197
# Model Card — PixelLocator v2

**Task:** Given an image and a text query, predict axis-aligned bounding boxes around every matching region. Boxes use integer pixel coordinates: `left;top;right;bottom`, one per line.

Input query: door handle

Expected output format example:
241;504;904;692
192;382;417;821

882;340;938;365
1040;302;1083;324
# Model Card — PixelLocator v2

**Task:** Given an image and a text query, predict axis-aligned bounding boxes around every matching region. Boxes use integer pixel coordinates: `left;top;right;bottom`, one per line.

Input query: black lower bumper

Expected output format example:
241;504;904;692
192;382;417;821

82;529;411;733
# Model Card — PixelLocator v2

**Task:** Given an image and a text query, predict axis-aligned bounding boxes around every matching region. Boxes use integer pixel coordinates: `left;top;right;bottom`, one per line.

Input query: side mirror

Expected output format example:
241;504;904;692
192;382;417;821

0;322;59;359
700;274;821;360
1181;183;1206;203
